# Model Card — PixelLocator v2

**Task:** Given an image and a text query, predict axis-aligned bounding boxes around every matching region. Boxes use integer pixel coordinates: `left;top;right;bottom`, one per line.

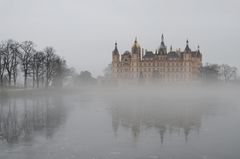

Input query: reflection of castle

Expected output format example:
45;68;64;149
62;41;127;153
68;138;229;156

112;35;202;82
111;100;204;143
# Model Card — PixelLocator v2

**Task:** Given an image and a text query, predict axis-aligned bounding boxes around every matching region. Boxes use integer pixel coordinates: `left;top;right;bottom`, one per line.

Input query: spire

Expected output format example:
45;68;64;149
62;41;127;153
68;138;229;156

160;34;166;48
170;45;173;52
197;45;201;57
135;37;137;43
112;42;119;55
185;39;191;52
158;34;167;55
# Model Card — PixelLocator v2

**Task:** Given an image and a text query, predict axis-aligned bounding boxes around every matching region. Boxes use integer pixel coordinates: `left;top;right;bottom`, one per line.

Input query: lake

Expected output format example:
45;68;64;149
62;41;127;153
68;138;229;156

0;86;240;159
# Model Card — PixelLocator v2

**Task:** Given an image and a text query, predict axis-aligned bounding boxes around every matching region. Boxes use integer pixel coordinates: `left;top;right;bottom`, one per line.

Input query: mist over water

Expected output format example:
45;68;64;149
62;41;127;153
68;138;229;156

0;84;240;159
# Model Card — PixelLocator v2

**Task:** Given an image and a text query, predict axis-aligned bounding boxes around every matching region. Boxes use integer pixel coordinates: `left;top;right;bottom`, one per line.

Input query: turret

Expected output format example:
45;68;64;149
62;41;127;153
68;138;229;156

196;45;203;67
112;42;120;62
132;38;141;55
184;40;191;53
183;40;192;60
158;34;167;55
131;38;141;78
131;38;141;62
197;45;202;58
112;42;120;78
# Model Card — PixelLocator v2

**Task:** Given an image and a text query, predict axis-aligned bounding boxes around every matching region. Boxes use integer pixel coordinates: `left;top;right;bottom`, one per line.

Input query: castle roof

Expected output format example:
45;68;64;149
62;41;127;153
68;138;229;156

123;51;131;57
184;40;191;52
143;51;155;58
167;51;179;58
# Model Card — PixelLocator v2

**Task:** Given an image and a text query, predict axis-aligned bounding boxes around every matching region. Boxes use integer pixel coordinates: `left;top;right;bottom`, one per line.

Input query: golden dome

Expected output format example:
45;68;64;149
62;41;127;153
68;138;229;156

132;38;141;48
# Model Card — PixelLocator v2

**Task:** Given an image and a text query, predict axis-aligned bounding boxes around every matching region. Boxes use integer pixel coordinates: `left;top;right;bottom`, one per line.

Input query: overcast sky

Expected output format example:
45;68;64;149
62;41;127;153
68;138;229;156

0;0;239;76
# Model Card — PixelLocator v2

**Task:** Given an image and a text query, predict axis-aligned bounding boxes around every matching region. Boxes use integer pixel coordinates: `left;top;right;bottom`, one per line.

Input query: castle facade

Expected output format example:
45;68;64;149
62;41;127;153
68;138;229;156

112;35;202;82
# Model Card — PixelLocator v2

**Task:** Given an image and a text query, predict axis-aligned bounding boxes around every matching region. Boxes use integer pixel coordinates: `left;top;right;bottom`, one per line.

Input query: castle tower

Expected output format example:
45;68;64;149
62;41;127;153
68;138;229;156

131;38;141;78
183;40;192;80
158;34;167;55
132;37;141;55
112;42;120;78
184;40;191;53
183;40;192;60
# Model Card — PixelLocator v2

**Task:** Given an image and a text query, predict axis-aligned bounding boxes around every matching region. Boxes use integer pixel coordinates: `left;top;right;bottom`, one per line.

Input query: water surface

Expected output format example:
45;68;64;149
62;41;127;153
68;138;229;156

0;87;240;159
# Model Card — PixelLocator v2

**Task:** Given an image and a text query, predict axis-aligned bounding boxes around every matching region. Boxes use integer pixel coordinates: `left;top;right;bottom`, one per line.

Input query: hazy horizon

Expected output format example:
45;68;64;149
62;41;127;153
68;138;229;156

0;0;239;77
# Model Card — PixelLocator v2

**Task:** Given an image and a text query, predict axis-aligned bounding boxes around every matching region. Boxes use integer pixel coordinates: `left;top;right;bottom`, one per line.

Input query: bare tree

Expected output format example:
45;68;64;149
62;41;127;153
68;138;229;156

200;63;219;82
44;47;57;88
0;39;70;88
0;43;6;87
218;64;237;82
0;40;20;87
52;57;68;87
34;51;46;88
19;41;35;88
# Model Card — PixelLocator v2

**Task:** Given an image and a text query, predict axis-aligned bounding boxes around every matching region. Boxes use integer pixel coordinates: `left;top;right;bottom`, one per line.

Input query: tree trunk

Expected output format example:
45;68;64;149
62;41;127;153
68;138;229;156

24;69;27;88
45;78;49;88
13;55;17;87
36;68;39;88
41;76;44;88
45;69;49;88
32;68;35;88
0;75;3;87
8;73;11;86
13;71;17;87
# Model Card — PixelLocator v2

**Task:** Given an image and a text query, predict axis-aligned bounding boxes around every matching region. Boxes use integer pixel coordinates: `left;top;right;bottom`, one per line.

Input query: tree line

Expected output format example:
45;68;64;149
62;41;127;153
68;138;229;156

200;63;238;83
0;39;69;88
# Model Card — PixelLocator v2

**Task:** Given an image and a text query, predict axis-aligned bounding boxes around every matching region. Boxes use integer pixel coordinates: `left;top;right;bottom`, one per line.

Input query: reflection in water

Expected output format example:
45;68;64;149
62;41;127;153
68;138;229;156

0;89;239;159
111;98;214;143
0;95;66;143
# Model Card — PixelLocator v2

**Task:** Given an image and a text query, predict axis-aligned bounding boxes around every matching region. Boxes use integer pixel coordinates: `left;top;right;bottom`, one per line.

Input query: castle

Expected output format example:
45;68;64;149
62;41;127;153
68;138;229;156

112;35;202;83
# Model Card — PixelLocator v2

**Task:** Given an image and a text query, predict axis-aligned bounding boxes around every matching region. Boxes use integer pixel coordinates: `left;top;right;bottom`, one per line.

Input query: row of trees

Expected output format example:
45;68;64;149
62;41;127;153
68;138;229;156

73;70;97;86
0;39;69;88
200;63;238;82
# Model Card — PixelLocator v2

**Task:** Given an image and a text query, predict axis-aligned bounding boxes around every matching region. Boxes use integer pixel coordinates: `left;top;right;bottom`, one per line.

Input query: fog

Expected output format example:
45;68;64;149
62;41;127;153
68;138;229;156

1;0;240;158
0;84;240;159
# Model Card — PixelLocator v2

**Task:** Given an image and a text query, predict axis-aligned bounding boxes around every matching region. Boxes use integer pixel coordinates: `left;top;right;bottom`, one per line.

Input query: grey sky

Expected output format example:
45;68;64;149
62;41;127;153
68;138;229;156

0;0;239;76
